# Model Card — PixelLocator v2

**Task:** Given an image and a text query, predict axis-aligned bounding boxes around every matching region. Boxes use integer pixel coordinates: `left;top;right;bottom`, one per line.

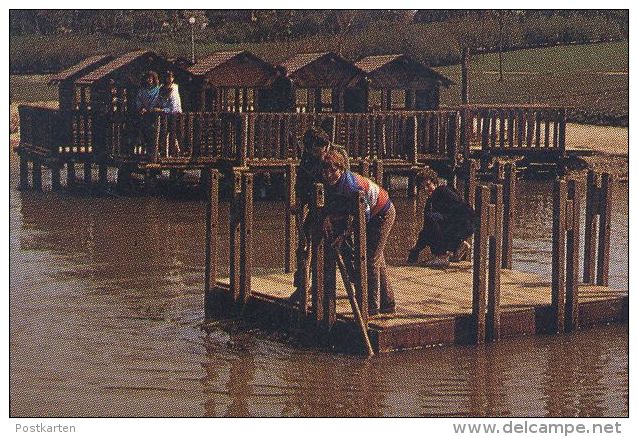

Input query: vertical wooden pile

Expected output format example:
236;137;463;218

551;178;581;333
583;171;614;286
203;168;220;314
472;183;503;343
229;170;254;311
492;161;517;269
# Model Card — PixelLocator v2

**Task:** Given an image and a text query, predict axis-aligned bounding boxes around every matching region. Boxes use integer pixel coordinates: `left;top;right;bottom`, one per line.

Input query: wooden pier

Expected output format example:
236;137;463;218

203;167;626;354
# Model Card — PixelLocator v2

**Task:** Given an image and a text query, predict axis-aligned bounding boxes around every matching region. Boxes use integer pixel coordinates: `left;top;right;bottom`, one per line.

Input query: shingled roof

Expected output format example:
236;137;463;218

48;54;114;85
75;50;153;85
356;54;454;87
188;51;245;76
281;52;330;75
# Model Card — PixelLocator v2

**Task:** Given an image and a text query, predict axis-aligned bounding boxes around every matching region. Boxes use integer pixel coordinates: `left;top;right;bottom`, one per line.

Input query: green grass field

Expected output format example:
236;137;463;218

437;41;628;125
10;41;628;126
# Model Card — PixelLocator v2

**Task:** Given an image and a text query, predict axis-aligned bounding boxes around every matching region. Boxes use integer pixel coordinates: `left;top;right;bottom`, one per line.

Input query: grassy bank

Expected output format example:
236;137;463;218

437;41;628;126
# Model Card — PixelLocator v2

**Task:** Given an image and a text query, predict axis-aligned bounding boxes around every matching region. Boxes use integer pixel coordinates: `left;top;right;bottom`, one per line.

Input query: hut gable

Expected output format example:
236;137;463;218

282;52;362;88
188;51;277;87
355;54;454;89
48;54;115;85
75;50;194;87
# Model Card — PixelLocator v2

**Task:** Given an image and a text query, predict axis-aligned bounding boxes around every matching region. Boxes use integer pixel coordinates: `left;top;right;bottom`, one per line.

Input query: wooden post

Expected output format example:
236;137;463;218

19;156;29;190
204;169;220;306
51;165;61;191
98;164;108;188
352;192;368;323
486;184;503;342
501;163;516;269
565;179;581;332
83;162;92;185
67;161;76;188
551;178;567;334
407;115;418;165
461;48;470;104
32;159;42;191
466;159;478;209
372;159;384;187
472;185;489;344
284;163;297;273
583;170;598;283
460;109;472;160
229;171;243;303
240;173;254;306
311;183;325;324
240;114;248;168
360;159;370;178
597;173;613;286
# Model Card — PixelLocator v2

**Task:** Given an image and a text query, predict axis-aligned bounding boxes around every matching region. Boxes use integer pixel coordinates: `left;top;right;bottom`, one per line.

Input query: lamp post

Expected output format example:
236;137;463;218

189;16;196;64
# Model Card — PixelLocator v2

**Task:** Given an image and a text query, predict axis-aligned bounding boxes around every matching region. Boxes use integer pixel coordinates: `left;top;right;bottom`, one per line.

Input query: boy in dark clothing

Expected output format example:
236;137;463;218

407;169;476;268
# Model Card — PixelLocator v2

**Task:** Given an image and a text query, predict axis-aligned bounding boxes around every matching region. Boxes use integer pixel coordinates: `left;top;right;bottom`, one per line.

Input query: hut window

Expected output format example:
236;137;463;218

320;88;332;112
390;89;406;110
368;89;383;111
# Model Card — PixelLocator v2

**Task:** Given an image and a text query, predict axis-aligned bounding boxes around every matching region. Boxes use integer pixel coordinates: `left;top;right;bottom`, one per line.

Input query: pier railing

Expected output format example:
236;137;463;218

18;105;63;157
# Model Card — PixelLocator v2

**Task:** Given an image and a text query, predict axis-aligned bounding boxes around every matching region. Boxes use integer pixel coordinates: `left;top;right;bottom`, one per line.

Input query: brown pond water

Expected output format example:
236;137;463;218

9;154;628;417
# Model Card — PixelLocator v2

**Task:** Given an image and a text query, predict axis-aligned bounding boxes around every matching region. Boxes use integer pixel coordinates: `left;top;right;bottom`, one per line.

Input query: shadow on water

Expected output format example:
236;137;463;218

10;155;627;416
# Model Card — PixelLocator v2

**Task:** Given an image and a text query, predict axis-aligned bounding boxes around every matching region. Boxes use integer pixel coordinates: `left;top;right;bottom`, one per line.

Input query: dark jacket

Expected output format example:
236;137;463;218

425;185;476;228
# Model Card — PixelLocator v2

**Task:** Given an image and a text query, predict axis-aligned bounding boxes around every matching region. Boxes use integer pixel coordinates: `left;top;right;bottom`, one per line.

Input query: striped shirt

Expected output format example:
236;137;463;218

327;171;391;221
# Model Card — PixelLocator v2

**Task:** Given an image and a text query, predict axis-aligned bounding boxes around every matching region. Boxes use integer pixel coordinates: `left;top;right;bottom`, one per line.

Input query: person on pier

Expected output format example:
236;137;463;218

407;169;476;268
134;70;160;153
152;70;183;155
321;150;396;316
289;126;349;305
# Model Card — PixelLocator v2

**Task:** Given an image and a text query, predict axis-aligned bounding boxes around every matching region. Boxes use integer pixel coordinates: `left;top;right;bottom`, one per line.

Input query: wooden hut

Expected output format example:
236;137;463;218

355;54;454;111
48;54;115;113
188;50;280;112
281;52;364;113
74;50;196;114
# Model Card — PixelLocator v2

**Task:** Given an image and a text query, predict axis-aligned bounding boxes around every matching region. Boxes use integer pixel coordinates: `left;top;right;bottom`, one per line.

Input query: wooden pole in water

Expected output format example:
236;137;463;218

596;173;613;286
204;168;219;301
19;156;29;190
583;170;598;283
501;163;516;269
472;185;489;344
311;183;325;325
229;171;242;304
32;159;42;191
486;184;503;342
352;191;369;323
51;165;61;191
565;179;581;332
551;178;567;334
239;173;254;306
284;163;297;273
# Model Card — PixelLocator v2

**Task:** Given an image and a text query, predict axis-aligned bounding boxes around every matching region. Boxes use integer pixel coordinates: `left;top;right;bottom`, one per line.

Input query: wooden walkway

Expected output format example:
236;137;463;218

212;263;627;353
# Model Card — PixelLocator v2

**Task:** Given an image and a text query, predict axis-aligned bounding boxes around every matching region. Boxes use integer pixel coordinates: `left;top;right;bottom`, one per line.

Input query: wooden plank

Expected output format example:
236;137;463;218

284;163;297;273
597;173;613;286
551;179;567;334
565;180;580;332
311;183;326;324
487;184;503;342
352;192;368;323
229;171;243;303
204;169;220;299
472;185;489;344
583;170;598;283
240;173;254;306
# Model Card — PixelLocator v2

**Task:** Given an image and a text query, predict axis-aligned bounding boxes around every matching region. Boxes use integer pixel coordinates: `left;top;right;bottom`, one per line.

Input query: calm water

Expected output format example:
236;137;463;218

9;154;628;417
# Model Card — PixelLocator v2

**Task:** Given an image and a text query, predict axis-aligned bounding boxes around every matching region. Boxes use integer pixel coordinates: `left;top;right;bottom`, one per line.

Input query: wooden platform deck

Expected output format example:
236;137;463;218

210;262;627;353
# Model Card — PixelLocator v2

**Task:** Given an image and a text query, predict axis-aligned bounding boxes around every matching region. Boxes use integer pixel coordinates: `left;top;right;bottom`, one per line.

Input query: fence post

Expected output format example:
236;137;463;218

372;159;384;187
360;159;370;178
67;161;76;188
229;171;243;303
501;163;516;269
311;183;325;325
472;185;489;344
32;159;42;191
239;114;248;168
487;184;503;342
51;164;61;191
284;163;297;273
551;178;567;334
98;164;108;188
19;156;29;190
408;115;418;165
204;169;220;311
565;179;581;332
240;173;254;306
583;170;598;283
352;191;368;323
597;173;613;286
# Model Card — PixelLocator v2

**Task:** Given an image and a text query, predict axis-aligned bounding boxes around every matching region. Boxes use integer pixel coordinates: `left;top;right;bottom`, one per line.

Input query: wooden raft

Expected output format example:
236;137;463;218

212;264;627;353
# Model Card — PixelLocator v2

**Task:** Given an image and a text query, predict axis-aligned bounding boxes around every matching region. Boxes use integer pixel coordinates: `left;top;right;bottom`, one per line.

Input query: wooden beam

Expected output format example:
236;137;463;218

487;184;503;342
240;173;254;306
229;171;242;303
472;185;489;344
311;183;326;324
502;163;516;269
551;178;567;334
204;168;220;300
597;173;613;286
583;170;599;283
565;179;580;332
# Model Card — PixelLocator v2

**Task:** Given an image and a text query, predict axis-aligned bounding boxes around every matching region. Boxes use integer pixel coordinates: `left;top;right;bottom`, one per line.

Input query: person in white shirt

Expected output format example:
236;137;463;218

154;71;182;114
